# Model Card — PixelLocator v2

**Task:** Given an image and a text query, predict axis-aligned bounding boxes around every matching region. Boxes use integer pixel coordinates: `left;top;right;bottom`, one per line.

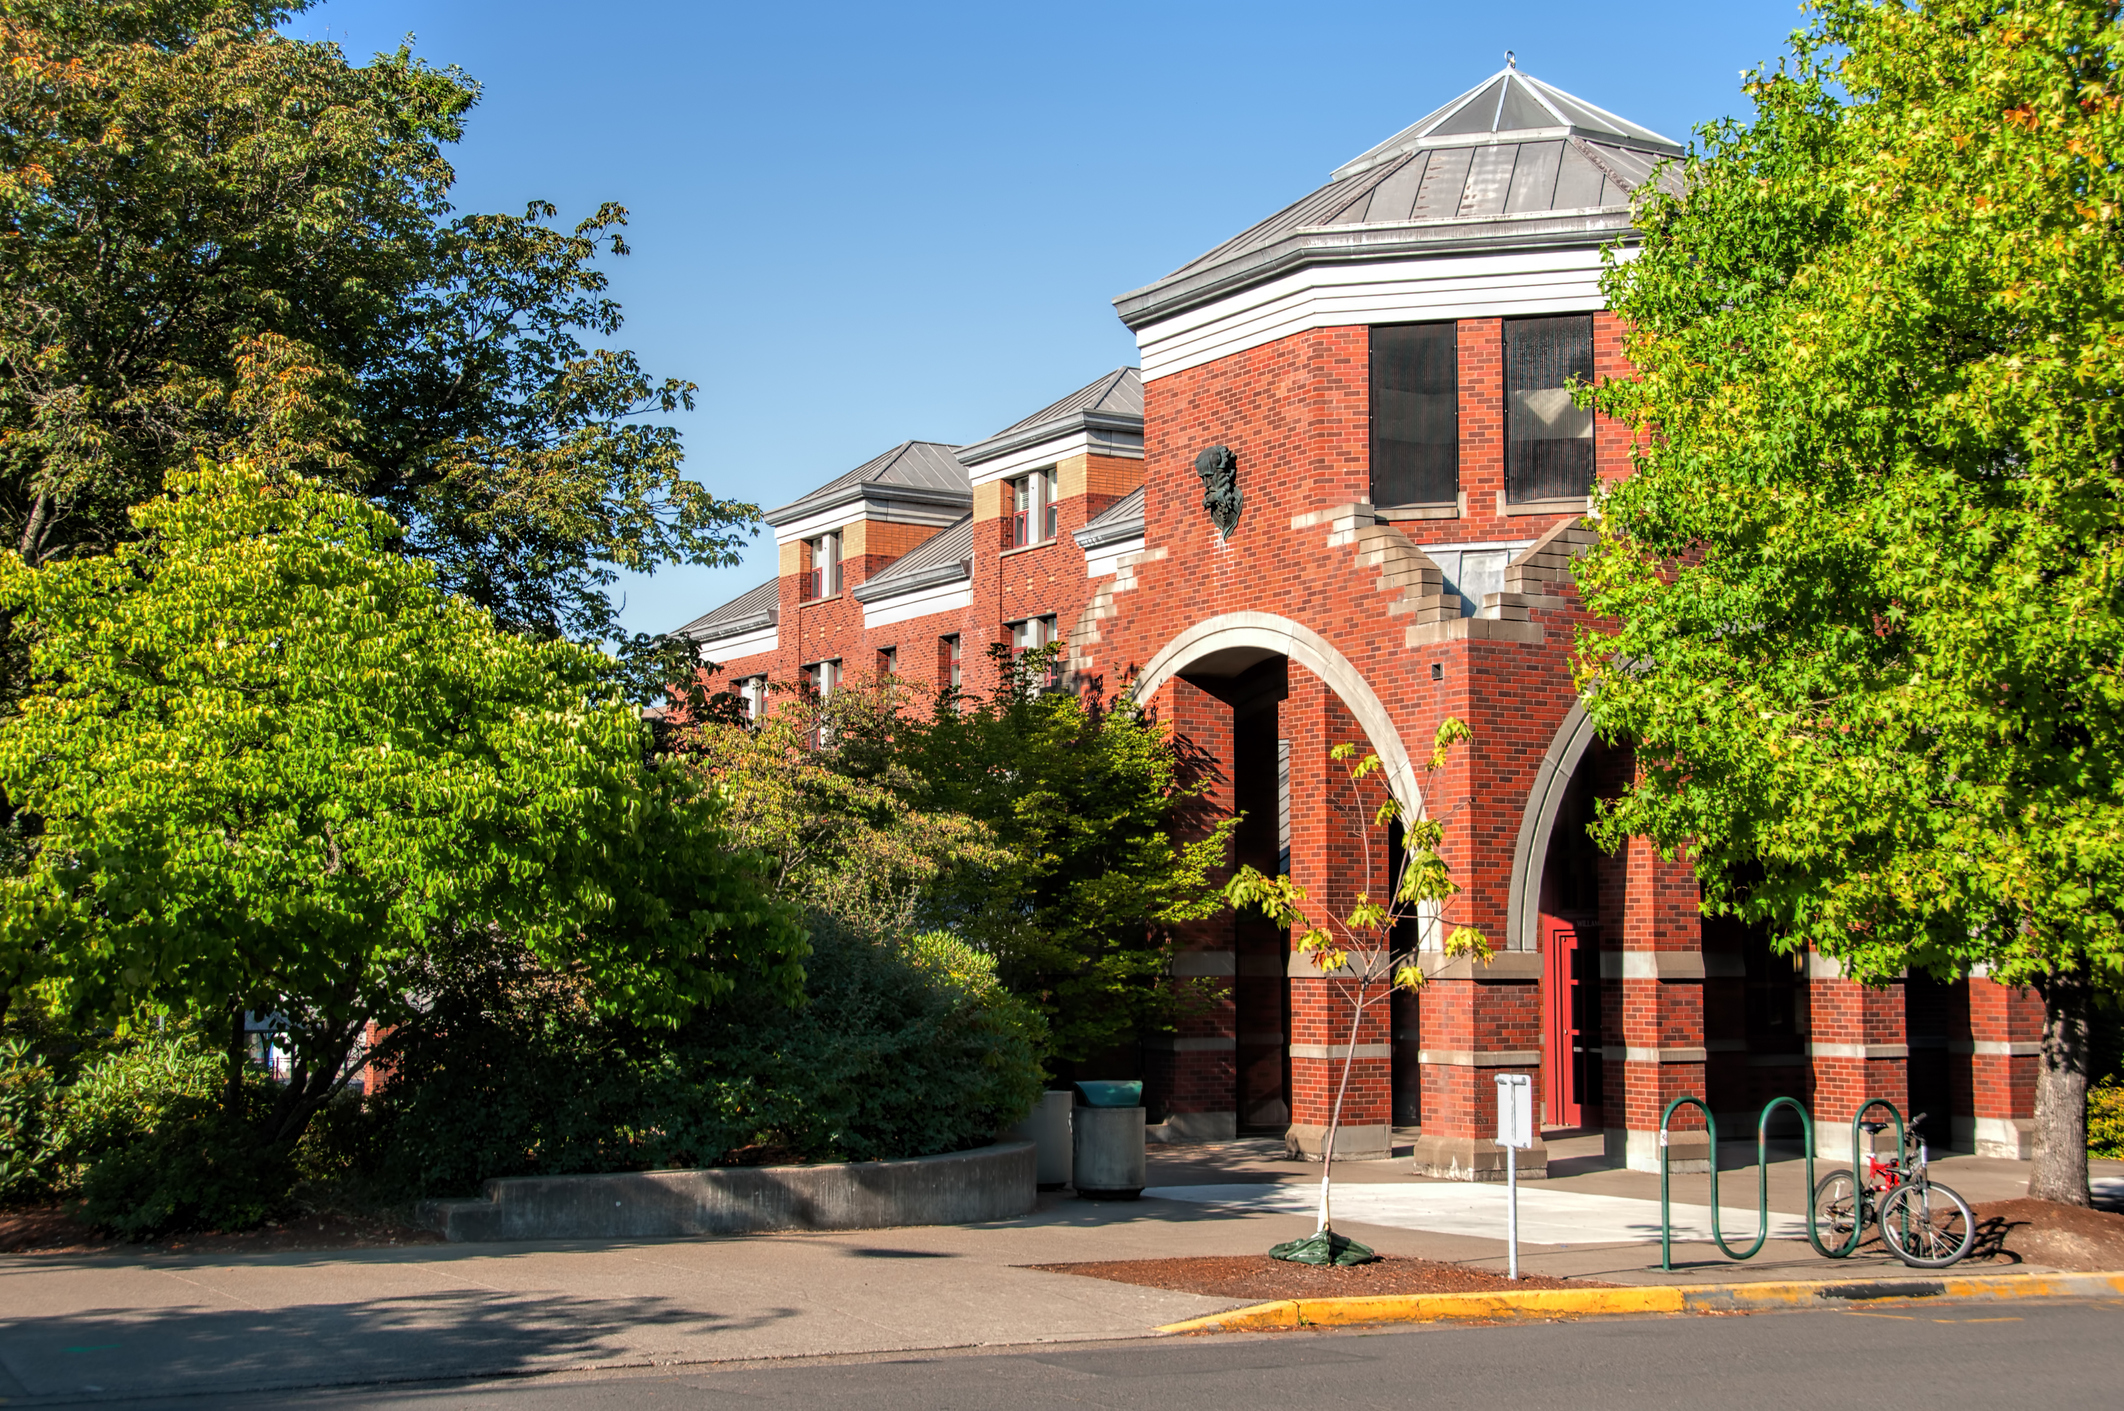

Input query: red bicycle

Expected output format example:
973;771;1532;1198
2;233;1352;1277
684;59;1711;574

1810;1111;1976;1268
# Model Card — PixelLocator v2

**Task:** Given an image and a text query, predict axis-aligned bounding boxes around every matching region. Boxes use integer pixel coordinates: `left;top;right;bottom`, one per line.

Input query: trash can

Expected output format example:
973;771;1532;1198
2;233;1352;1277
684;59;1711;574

1006;1088;1074;1190
1072;1081;1145;1200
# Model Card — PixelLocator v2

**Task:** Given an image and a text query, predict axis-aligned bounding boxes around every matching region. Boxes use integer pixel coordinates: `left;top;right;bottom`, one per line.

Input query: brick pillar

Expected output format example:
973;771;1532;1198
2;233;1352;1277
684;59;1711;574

1954;974;2042;1158
1404;649;1546;1183
1807;952;1908;1161
1143;676;1237;1137
1282;668;1391;1159
1410;955;1547;1179
1600;832;1709;1173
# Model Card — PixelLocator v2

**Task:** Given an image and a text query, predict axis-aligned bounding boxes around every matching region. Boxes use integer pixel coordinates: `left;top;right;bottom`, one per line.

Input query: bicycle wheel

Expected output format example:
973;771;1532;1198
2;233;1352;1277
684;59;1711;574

1811;1169;1865;1257
1878;1181;1975;1268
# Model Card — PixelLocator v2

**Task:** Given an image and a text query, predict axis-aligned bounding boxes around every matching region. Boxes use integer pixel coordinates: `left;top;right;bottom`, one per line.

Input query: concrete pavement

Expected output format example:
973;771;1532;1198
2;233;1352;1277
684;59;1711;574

2;1138;2116;1403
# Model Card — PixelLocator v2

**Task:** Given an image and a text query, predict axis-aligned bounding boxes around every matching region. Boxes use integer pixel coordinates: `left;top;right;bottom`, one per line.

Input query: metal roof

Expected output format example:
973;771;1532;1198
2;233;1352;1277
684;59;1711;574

675;575;778;643
957;368;1144;468
1073;486;1145;552
1113;65;1683;330
764;440;971;525
851;513;975;602
1333;66;1680;179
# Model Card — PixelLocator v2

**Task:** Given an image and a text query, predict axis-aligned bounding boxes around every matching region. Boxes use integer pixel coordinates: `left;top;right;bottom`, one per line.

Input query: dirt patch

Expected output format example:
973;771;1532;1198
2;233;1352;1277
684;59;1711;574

1972;1198;2124;1272
0;1200;443;1257
1029;1253;1604;1301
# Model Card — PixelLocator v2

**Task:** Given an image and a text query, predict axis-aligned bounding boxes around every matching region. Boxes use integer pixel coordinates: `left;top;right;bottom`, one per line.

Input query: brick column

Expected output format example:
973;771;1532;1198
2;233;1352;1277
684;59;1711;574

1143;676;1237;1137
1807;953;1908;1162
1410;954;1546;1179
1282;668;1391;1159
1954;974;2042;1158
1600;832;1708;1173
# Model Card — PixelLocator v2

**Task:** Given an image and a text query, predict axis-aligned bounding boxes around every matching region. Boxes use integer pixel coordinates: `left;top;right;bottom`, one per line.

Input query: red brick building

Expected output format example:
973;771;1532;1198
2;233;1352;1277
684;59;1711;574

678;65;2042;1175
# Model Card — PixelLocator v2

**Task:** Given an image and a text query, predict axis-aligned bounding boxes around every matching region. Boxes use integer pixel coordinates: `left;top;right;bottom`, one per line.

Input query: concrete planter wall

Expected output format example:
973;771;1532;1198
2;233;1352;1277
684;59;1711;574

417;1140;1035;1242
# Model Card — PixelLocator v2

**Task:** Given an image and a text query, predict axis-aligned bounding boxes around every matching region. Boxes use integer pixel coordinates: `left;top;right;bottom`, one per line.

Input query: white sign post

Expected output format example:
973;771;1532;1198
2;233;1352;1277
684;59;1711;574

1494;1072;1534;1281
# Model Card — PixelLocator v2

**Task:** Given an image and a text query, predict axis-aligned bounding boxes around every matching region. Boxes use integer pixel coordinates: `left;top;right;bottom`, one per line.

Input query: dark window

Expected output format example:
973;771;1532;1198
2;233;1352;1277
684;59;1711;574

1369;322;1459;507
1505;315;1595;503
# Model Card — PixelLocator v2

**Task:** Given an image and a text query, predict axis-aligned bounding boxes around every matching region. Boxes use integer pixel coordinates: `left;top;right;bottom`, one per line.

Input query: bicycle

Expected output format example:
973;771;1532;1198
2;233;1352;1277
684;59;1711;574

1809;1111;1976;1268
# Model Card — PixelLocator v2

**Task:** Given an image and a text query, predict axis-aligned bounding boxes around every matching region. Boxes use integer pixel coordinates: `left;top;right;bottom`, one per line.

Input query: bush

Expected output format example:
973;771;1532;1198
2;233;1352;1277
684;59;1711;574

2092;1078;2124;1160
57;1025;229;1169
371;916;1047;1196
79;1096;292;1239
0;1038;59;1198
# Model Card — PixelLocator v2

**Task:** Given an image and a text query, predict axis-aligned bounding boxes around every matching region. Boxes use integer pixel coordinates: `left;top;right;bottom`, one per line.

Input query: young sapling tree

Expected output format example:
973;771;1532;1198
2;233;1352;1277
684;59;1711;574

1225;720;1490;1264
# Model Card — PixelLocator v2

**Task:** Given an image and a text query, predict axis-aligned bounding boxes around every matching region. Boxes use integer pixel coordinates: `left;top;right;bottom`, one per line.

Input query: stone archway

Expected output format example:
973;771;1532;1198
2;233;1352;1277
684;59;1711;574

1132;611;1424;821
1505;701;1599;954
1132;611;1427;1159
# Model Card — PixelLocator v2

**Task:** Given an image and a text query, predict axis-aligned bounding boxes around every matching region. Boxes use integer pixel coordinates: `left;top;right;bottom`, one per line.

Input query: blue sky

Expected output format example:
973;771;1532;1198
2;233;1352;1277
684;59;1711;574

296;0;1810;636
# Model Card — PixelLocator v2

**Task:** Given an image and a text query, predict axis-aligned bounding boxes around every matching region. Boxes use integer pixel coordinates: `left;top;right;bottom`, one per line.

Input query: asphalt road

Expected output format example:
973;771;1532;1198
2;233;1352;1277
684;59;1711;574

144;1298;2124;1411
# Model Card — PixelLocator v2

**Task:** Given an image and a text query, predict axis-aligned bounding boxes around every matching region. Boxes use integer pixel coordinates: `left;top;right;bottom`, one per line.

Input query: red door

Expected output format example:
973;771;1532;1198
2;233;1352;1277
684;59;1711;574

1542;916;1594;1128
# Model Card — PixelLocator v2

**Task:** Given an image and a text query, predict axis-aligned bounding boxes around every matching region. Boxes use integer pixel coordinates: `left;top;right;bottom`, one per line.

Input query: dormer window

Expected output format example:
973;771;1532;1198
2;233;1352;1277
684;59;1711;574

1009;468;1058;548
804;531;841;599
1505;316;1595;503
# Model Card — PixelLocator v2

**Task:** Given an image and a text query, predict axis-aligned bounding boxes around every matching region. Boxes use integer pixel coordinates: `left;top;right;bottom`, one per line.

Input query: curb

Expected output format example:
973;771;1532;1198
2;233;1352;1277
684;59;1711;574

1155;1269;2124;1334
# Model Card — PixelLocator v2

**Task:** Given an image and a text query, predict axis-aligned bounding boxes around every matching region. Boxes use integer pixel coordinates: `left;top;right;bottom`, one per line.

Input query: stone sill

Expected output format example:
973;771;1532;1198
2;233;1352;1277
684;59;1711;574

1497;493;1591;517
999;540;1060;560
1378;492;1465;522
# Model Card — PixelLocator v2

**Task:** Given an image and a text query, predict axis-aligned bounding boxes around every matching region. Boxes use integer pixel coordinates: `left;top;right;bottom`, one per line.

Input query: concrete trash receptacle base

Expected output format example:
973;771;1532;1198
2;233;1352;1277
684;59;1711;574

1073;1104;1145;1199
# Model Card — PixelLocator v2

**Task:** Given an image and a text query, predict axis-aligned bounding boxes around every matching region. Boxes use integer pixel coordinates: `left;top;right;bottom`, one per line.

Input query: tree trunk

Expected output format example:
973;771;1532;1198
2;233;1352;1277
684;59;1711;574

225;1004;249;1126
2027;965;2091;1206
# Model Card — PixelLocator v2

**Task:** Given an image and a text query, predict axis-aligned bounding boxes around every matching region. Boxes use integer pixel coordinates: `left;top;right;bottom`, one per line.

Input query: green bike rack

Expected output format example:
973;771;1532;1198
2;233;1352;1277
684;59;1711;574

1658;1095;1827;1271
1822;1098;1908;1258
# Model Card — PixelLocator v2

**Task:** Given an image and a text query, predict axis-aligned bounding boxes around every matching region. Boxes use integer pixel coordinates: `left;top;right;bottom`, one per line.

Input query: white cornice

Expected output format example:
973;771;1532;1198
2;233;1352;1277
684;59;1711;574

771;492;970;546
695;621;778;661
1135;244;1630;382
961;427;1145;487
861;575;973;630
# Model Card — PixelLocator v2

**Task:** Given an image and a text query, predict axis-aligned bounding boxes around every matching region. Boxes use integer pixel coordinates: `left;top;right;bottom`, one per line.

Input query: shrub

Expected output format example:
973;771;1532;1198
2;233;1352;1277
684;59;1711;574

57;1025;229;1169
372;915;1047;1196
0;1038;59;1198
79;1096;292;1239
2092;1078;2124;1160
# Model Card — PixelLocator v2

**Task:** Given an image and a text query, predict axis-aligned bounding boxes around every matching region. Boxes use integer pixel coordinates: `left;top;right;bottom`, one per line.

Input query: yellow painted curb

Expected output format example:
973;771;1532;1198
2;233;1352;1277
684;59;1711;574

1155;1269;2124;1335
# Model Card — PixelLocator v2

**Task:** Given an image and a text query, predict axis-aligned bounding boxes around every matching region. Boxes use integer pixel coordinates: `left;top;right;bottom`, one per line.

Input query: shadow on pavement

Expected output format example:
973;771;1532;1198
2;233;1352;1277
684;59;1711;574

0;1287;789;1400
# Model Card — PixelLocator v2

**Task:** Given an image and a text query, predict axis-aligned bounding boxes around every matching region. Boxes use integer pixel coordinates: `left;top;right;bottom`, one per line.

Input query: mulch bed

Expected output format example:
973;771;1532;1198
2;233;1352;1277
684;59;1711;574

1971;1198;2124;1272
1029;1253;1602;1301
0;1200;443;1257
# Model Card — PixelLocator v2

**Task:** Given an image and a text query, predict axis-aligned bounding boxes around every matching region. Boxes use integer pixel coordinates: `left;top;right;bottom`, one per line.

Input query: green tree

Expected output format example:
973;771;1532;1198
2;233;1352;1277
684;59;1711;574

0;1;752;691
906;648;1238;1062
1576;0;2124;1203
694;649;1235;1063
0;460;803;1156
687;677;1007;936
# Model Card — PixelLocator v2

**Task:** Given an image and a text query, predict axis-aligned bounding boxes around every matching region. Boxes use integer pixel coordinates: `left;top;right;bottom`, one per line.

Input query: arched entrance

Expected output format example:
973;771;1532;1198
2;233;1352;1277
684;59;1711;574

1134;613;1423;1157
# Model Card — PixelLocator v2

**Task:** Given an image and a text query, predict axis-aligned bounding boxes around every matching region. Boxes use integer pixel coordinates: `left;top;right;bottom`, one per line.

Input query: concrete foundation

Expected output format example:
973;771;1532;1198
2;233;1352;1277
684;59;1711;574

1607;1128;1709;1174
418;1141;1035;1242
1957;1115;2035;1160
1147;1110;1237;1143
1286;1122;1391;1161
1409;1133;1549;1181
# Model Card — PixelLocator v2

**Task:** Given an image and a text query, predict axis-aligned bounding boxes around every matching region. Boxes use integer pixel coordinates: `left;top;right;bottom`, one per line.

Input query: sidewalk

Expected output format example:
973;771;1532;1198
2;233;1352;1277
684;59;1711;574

1;1142;2115;1403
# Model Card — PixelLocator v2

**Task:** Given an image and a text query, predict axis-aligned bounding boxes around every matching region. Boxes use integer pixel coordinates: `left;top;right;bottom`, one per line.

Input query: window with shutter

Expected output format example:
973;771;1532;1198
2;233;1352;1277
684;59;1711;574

1505;316;1595;503
1369;322;1459;508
